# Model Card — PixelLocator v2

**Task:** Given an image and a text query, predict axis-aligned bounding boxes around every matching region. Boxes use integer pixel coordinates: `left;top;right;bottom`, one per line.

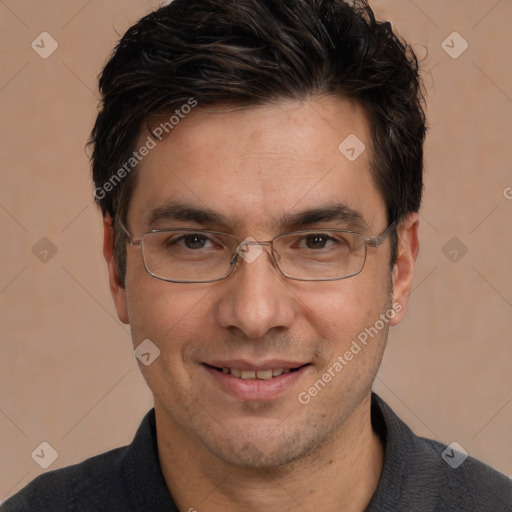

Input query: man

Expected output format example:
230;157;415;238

3;0;511;510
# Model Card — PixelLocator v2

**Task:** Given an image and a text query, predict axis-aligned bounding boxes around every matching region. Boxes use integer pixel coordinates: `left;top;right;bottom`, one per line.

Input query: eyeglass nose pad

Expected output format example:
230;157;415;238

272;250;281;264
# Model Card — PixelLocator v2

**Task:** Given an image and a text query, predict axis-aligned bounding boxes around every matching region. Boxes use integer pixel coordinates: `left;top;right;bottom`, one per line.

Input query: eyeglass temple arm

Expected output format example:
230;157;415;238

366;220;397;247
114;219;141;245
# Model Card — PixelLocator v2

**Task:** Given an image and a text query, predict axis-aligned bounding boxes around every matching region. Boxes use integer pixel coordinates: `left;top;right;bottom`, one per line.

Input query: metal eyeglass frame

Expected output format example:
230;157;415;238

116;219;397;283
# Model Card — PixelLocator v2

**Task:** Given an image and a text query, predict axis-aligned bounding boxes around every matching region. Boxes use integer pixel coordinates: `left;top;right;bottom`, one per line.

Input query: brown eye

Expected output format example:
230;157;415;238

179;234;210;249
303;234;330;249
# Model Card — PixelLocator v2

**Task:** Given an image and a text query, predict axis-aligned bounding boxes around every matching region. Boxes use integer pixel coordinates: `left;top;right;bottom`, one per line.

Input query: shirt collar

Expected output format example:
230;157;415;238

120;393;404;511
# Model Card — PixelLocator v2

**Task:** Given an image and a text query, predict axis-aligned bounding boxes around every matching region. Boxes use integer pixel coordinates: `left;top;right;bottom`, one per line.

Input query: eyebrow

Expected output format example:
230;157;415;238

146;200;369;232
280;204;369;232
146;201;228;229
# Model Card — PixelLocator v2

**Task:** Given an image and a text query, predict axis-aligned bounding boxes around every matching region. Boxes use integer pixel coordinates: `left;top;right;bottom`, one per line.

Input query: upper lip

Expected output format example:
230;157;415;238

205;360;309;371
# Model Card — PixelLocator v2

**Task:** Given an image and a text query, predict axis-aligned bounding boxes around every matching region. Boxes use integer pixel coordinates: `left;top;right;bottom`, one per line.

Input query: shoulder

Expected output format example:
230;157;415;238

2;410;174;512
1;446;129;512
413;436;512;510
370;394;512;511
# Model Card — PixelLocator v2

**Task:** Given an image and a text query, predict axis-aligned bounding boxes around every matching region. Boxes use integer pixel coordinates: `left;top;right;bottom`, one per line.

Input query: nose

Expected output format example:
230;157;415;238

214;241;297;339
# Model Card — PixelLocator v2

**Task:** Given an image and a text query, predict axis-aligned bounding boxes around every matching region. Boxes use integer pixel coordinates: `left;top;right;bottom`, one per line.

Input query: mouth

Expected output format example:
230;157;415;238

206;364;307;380
203;361;311;401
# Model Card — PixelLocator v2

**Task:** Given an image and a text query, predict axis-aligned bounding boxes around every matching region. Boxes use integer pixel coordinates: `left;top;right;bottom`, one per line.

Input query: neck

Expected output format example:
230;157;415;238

156;393;383;512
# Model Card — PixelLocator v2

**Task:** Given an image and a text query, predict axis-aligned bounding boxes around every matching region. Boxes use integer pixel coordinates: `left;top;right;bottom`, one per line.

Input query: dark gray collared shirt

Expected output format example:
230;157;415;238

3;394;511;511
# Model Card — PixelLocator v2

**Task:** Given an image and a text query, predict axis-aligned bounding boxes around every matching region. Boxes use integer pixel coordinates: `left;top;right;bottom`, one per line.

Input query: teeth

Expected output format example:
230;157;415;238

222;367;294;379
256;370;273;380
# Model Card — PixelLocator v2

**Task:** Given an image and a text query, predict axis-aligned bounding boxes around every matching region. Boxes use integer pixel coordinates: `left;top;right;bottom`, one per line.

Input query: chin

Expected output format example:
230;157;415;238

198;416;332;470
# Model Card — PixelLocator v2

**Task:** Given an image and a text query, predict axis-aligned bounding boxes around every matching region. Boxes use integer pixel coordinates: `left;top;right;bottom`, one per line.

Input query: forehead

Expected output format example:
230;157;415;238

128;96;386;233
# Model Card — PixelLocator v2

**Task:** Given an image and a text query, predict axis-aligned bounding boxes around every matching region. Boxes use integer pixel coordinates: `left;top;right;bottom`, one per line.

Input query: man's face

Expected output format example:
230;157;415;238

109;97;412;468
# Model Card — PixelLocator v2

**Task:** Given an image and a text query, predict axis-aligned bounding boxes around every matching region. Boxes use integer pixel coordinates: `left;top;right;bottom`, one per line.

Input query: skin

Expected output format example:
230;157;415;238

103;96;419;512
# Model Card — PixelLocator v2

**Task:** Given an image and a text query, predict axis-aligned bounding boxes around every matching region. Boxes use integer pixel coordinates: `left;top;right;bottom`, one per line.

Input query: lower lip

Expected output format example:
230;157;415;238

204;365;309;401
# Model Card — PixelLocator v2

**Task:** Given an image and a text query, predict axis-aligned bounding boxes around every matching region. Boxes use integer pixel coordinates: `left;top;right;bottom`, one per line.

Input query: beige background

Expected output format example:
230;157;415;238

1;0;511;502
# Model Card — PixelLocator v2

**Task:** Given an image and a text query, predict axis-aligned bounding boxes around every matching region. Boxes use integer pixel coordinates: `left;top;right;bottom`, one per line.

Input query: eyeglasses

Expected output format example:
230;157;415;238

116;220;396;283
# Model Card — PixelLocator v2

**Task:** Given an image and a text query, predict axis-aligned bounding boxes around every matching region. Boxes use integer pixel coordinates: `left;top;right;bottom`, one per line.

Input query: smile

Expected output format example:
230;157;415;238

204;362;310;400
214;366;297;380
202;358;312;401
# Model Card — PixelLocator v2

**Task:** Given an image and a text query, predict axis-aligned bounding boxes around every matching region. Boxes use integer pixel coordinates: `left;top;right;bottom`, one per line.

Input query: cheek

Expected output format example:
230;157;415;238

124;277;214;404
297;283;391;407
126;278;211;342
304;273;391;344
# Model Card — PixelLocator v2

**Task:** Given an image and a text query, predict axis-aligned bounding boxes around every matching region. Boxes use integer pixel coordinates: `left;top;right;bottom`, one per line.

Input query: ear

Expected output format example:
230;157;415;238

389;212;419;326
103;214;129;324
